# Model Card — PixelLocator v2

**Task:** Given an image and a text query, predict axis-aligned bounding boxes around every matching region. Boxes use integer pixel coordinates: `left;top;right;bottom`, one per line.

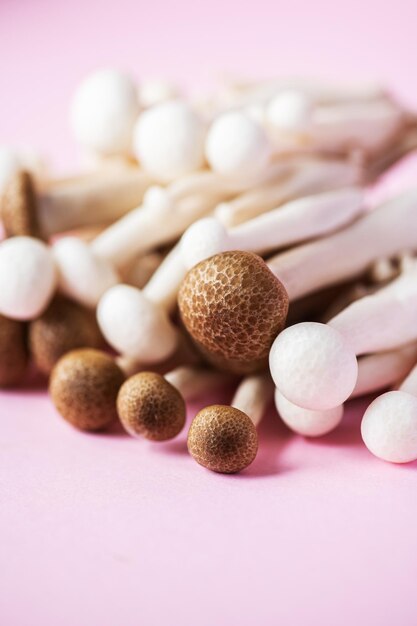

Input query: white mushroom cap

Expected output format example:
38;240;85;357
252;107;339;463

133;100;206;182
269;322;358;410
0;236;57;320
274;388;343;437
265;90;312;131
180;217;228;269
138;79;179;108
70;69;139;156
205;110;271;179
52;238;118;308
361;391;417;463
97;284;178;363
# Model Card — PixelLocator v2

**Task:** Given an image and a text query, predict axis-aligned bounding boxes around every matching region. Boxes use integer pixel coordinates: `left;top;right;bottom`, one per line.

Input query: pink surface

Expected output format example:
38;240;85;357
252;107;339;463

1;1;417;625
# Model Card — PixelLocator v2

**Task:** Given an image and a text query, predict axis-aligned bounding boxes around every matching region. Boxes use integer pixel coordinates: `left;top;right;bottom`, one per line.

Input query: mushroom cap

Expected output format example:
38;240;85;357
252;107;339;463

274;388;343;437
117;371;186;441
52;237;119;308
205;110;271;179
133;100;206;182
187;404;258;473
70;69;139;156
178;251;289;374
29;295;103;375
0;236;57;320
0;314;28;387
1;170;42;238
269;322;358;411
97;284;178;363
361;390;417;463
266;90;312;132
49;348;125;431
180;217;228;269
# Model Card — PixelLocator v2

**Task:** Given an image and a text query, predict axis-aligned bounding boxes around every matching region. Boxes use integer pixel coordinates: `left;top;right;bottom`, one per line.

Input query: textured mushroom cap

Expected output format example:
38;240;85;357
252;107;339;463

205;111;271;179
178;251;289;374
361;391;417;463
274;388;343;437
0;236;57;320
133;100;206;182
117;371;186;441
0;170;42;238
52;237;119;308
70;69;139;156
269;322;358;411
180;217;228;269
49;348;125;431
188;404;258;473
29;295;103;375
266;90;312;132
97;284;178;363
0;314;28;387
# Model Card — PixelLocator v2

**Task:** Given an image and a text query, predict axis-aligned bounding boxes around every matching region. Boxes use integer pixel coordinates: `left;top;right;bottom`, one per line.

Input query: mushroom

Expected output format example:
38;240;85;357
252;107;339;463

133;100;206;182
274;343;417;437
180;186;365;269
361;359;417;463
187;372;273;473
0;236;57;320
1;165;152;239
0;145;46;195
0;315;28;387
70;69;139;157
116;365;227;442
29;295;103;375
269;263;417;411
178;251;289;373
49;348;125;431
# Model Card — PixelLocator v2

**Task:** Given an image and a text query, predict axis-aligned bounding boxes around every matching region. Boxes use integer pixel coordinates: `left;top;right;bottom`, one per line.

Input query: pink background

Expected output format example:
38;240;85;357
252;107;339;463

1;1;417;625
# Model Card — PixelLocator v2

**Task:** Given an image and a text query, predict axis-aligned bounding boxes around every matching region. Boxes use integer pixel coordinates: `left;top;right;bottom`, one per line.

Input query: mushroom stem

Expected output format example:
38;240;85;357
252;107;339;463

215;157;363;227
329;263;417;355
268;189;417;300
231;372;274;427
143;244;186;313
91;189;222;269
352;344;417;398
165;366;231;401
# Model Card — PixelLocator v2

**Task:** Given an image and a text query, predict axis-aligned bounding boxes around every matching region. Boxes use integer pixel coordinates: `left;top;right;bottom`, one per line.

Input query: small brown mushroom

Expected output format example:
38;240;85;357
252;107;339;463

29;295;103;375
187;404;258;473
117;372;186;441
1;170;42;239
49;348;125;431
178;250;289;374
0;314;28;387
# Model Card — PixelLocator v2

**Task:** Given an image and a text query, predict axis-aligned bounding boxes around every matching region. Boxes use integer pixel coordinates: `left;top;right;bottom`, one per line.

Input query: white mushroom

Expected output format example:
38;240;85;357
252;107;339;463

0;237;57;320
133;100;206;182
70;69;139;157
275;344;417;437
270;262;417;411
180;187;365;269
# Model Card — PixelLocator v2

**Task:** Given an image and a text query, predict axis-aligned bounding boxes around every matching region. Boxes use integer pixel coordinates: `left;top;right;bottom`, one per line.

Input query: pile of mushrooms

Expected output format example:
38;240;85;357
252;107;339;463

1;69;417;473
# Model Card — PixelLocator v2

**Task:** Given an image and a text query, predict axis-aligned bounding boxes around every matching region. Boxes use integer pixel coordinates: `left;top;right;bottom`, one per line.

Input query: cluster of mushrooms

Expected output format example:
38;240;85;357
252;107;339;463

1;70;417;473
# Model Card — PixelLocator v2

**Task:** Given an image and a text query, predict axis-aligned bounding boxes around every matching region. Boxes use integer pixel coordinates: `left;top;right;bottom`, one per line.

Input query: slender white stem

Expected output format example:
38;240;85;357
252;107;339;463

165;366;230;401
215;158;362;227
143;244;186;313
38;167;152;236
231;372;274;427
268;189;417;300
352;344;417;398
